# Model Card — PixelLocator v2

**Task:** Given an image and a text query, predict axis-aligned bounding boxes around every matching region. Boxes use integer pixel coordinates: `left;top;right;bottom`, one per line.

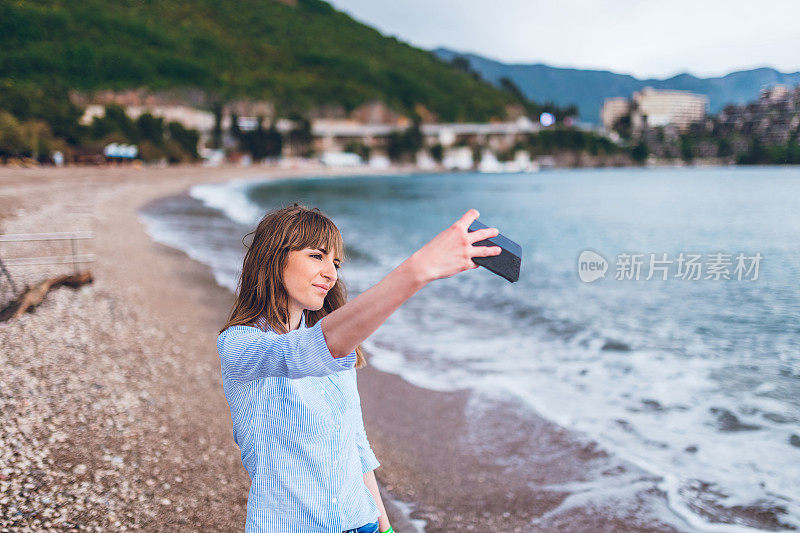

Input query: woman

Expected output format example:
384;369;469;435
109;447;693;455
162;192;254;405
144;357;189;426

217;204;501;532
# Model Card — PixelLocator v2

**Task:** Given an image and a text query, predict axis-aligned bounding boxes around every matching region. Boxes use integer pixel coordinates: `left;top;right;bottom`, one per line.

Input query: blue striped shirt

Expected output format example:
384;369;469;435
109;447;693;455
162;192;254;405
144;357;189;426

217;312;381;532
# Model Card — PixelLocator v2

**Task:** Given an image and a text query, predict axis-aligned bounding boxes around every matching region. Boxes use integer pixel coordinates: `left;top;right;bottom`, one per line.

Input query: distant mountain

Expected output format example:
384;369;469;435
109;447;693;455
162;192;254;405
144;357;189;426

0;1;515;122
434;48;800;124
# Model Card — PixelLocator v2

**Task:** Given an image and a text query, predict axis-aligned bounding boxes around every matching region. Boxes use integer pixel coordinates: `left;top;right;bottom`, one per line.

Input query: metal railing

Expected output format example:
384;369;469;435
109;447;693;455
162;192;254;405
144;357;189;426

0;231;95;298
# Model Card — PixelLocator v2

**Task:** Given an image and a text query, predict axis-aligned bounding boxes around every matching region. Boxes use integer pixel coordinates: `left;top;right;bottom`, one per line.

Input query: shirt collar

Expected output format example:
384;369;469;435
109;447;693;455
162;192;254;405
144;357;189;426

255;312;306;331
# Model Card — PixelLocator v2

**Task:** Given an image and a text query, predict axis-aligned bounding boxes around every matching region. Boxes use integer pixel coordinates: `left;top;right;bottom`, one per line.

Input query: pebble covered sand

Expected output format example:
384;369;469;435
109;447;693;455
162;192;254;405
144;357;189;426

0;166;262;531
0;165;686;533
0;165;419;533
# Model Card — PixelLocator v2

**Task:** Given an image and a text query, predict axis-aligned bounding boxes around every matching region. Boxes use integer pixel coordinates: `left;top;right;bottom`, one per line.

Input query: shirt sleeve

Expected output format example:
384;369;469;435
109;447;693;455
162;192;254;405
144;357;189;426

217;315;357;384
352;370;381;473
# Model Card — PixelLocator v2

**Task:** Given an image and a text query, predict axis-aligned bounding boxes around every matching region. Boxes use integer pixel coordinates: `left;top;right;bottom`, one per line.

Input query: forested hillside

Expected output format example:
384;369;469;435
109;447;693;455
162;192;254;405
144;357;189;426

0;0;515;121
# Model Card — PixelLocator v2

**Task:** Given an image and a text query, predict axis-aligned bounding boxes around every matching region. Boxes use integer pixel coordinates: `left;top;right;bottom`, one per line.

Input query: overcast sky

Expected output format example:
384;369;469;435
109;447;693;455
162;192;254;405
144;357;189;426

326;0;800;79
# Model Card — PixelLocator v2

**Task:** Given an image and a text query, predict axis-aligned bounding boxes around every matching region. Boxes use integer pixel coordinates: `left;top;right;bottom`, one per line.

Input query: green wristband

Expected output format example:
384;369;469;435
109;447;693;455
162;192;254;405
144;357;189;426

379;527;394;533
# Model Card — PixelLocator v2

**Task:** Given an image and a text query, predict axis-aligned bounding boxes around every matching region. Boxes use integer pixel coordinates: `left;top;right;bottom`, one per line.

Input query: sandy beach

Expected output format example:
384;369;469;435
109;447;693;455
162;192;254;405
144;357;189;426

0;164;689;532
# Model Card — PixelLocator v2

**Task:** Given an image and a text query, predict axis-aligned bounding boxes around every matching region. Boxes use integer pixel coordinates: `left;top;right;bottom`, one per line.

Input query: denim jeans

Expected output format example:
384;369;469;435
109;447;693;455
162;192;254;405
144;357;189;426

342;520;380;533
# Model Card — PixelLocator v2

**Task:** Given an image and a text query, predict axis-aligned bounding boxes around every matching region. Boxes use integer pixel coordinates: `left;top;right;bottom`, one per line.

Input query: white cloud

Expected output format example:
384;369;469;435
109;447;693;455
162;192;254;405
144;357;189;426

327;0;800;78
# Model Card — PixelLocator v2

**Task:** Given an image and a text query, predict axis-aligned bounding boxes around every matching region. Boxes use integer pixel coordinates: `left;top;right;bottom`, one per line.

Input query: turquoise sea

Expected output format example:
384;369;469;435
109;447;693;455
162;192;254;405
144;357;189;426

140;166;800;532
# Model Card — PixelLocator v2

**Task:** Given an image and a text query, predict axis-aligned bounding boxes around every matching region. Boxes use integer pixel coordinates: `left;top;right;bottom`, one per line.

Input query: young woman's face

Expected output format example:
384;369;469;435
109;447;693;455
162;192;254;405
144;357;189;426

282;247;340;313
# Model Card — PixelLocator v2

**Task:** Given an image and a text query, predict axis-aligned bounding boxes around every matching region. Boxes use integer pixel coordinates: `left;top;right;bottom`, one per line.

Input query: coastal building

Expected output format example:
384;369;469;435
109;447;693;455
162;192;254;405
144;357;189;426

630;83;800;162
311;116;540;155
717;84;800;146
350;101;407;126
600;97;631;131
71;89;551;165
76;89;218;131
76;92;279;153
630;87;708;133
111;105;216;132
761;84;790;101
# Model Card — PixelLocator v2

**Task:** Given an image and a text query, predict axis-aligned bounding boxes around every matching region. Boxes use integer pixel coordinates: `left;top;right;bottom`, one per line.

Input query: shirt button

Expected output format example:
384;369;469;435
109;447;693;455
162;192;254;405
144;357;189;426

331;498;337;503
335;424;340;429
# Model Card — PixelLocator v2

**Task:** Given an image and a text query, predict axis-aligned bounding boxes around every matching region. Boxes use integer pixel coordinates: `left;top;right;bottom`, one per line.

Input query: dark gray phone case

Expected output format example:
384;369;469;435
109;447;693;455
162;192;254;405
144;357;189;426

468;220;522;282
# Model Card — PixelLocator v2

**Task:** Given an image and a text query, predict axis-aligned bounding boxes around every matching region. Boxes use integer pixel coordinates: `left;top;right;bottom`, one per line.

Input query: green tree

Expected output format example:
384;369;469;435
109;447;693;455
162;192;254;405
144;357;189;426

387;121;423;162
287;117;313;157
631;141;648;163
680;135;694;162
0;111;29;157
0;110;59;159
738;138;767;165
717;137;732;158
136;113;165;145
612;115;632;139
167;122;199;158
89;105;137;142
0;81;84;145
786;141;800;164
211;102;223;149
262;124;282;159
137;140;166;162
500;77;527;104
449;56;483;81
430;143;443;163
230;112;242;142
240;117;282;160
344;141;370;160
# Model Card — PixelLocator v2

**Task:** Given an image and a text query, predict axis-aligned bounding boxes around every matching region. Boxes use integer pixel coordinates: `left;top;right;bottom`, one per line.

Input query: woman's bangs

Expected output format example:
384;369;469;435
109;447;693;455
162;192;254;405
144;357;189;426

318;223;345;262
295;215;345;262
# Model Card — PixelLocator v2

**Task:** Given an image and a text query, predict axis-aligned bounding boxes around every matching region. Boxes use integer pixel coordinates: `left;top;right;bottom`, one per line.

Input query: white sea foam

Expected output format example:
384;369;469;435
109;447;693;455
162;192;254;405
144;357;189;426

137;210;242;292
190;180;265;226
530;472;693;532
388;497;427;533
364;310;800;532
140;171;800;532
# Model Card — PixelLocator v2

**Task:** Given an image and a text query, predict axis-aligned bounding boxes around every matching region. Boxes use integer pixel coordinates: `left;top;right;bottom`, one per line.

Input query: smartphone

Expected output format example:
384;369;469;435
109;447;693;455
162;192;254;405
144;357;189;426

468;219;522;283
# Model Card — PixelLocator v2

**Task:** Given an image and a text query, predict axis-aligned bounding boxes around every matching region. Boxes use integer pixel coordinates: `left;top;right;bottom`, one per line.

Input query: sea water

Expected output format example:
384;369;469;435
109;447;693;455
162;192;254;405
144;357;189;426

139;166;800;532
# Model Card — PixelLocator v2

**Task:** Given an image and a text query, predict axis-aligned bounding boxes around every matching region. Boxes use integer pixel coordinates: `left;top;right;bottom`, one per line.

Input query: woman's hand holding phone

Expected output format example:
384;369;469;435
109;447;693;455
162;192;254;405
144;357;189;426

409;209;502;283
320;209;501;358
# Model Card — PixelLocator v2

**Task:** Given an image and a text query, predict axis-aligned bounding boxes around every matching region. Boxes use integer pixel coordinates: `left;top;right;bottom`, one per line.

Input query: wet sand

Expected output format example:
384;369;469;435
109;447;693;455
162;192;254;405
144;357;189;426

0;164;690;532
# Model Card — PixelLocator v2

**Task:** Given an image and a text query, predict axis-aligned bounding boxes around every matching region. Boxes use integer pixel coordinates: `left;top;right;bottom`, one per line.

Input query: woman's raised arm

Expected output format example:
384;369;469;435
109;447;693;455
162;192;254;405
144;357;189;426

217;320;357;383
321;209;501;358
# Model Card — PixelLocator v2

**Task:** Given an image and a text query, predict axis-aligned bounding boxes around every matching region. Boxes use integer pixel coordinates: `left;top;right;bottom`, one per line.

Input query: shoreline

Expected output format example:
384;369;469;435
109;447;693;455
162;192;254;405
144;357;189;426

1;165;689;532
0;164;422;531
139;187;693;532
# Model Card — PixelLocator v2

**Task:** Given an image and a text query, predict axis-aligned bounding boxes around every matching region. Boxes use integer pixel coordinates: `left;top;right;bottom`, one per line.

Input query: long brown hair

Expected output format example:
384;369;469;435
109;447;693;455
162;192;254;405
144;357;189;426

220;203;366;368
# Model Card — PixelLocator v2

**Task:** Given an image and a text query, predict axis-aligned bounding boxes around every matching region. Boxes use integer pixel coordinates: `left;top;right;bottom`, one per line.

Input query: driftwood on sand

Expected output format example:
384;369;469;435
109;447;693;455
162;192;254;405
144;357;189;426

0;271;93;322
